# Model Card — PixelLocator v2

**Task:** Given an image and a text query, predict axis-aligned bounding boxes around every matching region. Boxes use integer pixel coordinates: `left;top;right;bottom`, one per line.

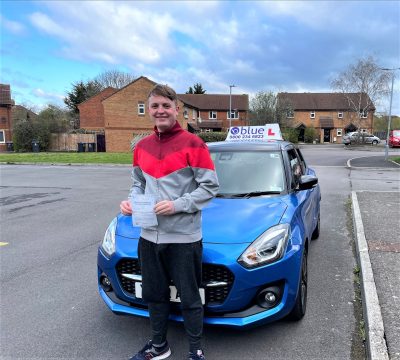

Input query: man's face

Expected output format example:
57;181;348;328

148;95;179;132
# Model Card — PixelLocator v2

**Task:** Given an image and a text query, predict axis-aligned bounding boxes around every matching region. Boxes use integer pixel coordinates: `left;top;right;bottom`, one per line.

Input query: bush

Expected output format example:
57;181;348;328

197;132;227;143
34;121;50;151
13;121;35;152
304;127;317;143
12;121;50;152
281;128;299;143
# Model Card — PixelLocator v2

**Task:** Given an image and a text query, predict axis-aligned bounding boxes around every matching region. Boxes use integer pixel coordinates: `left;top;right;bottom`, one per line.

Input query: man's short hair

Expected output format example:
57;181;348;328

148;84;178;104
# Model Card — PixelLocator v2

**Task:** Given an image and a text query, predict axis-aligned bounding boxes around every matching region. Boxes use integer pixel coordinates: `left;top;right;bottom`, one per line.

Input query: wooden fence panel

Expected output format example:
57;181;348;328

49;133;96;151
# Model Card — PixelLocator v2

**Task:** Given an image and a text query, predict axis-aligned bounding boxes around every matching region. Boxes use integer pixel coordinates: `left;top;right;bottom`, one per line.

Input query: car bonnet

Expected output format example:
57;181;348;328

114;197;287;245
202;197;287;244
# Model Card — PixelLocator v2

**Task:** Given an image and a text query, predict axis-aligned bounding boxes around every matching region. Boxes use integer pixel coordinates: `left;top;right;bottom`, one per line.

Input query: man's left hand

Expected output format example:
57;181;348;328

154;200;175;215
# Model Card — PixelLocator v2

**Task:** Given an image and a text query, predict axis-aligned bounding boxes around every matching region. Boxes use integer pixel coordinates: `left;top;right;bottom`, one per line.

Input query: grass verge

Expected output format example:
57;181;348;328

0;152;132;164
390;156;400;164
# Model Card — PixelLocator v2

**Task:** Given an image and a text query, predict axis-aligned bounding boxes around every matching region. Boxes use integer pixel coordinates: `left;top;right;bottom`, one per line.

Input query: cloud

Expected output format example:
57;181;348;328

0;14;25;34
3;0;398;114
32;88;64;102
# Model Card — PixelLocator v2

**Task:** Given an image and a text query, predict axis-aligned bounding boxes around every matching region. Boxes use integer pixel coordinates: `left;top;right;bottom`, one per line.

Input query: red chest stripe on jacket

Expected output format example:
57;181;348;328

135;147;215;179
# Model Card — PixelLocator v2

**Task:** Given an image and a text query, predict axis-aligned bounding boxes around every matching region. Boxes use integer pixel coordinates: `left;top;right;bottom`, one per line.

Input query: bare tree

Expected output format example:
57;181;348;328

250;91;294;127
93;69;136;89
331;56;391;141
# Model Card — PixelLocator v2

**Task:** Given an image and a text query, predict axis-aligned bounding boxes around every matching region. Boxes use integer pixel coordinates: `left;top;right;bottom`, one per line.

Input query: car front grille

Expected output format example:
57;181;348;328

116;258;234;305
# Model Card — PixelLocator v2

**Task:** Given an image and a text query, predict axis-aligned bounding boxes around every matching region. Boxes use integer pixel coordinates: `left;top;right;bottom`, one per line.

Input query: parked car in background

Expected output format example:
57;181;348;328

389;130;400;147
342;132;381;145
98;125;321;328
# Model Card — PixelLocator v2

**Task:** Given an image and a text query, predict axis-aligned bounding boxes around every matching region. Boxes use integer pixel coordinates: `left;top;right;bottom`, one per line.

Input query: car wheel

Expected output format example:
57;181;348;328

372;140;378;145
311;215;320;240
289;248;307;320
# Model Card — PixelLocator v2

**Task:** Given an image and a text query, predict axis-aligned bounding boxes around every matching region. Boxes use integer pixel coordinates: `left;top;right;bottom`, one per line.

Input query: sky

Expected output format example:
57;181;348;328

1;0;399;115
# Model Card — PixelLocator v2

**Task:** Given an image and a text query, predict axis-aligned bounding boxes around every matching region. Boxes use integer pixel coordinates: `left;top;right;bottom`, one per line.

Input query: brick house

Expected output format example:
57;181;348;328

0;84;13;151
277;92;375;143
178;94;248;132
79;76;249;152
78;87;118;131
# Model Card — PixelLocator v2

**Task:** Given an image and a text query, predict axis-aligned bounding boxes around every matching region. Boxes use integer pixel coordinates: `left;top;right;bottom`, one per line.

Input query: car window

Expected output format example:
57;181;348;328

287;149;303;189
210;151;285;194
295;148;307;173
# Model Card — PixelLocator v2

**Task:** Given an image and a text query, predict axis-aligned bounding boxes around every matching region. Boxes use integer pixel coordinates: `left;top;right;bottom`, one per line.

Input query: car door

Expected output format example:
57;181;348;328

286;148;317;241
364;134;373;143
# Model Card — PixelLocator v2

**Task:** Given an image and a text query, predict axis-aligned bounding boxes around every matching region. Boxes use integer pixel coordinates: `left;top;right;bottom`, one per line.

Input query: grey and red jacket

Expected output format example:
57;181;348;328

129;122;219;244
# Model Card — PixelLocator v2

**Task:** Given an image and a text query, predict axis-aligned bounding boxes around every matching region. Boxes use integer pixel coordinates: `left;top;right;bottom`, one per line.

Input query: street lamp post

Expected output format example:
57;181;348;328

380;67;400;161
229;84;236;128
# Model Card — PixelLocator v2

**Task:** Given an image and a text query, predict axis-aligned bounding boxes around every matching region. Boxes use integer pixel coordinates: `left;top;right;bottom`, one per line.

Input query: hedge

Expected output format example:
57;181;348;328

197;132;228;143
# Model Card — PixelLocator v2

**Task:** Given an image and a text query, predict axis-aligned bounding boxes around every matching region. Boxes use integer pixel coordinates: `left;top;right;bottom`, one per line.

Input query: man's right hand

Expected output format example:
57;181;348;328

120;200;132;215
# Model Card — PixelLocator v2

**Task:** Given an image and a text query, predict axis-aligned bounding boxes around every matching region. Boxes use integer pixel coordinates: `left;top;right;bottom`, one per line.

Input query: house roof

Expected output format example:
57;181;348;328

100;76;157;103
277;92;375;111
0;84;12;105
78;87;118;107
178;94;249;111
96;75;249;111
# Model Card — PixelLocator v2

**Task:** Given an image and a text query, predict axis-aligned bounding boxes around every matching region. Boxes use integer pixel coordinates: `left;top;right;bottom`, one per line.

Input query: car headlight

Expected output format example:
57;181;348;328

101;217;117;257
238;224;290;268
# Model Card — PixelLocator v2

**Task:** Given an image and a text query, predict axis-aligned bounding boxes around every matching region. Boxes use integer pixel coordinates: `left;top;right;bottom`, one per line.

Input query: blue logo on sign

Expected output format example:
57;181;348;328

231;127;240;135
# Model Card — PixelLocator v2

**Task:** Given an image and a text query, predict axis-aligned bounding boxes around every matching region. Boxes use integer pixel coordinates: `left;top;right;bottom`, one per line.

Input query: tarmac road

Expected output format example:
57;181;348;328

1;145;399;359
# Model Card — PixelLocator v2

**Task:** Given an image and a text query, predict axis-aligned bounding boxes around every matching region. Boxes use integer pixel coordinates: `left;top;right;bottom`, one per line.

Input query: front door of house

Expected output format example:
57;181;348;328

323;129;330;142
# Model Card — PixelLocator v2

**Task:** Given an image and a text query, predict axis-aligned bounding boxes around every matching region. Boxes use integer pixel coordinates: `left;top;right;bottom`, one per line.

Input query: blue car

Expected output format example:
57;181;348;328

98;139;321;328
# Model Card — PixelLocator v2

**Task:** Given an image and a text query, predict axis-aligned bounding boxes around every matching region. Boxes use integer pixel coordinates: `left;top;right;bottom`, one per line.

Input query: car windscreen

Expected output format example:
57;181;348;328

210;150;285;197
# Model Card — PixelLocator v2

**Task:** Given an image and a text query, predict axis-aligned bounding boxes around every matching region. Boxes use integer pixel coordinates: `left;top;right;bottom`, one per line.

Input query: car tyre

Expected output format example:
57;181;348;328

372;140;378;145
289;248;307;321
311;215;320;240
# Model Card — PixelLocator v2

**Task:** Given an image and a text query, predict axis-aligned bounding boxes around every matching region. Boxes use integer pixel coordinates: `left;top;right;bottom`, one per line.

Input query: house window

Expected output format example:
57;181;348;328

209;111;217;119
337;129;342;136
338;112;343;119
138;102;145;115
359;110;368;118
310;111;315;119
360;128;367;133
286;110;294;118
192;109;197;120
227;110;239;119
183;107;188;118
0;130;5;143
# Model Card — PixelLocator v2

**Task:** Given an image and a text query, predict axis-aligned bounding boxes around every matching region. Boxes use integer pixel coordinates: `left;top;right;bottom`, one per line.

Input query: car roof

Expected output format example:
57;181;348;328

207;140;294;151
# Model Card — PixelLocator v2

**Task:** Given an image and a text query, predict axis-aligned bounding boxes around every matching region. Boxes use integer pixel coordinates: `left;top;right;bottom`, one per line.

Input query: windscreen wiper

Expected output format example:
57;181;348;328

231;191;281;198
216;191;281;198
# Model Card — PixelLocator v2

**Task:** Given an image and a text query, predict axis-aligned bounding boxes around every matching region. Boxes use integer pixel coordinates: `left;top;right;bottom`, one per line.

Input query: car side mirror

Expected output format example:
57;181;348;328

298;175;318;190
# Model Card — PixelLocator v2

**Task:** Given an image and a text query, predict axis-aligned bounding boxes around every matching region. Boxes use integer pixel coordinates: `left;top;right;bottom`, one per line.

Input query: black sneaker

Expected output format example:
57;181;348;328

129;340;171;360
188;349;205;360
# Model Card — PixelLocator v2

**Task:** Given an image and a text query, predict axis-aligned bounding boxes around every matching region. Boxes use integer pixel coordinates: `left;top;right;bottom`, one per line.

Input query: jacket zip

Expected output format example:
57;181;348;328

156;131;161;244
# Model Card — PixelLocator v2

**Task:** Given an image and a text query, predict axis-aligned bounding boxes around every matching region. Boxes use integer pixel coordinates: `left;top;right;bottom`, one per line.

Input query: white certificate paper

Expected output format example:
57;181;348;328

129;194;158;227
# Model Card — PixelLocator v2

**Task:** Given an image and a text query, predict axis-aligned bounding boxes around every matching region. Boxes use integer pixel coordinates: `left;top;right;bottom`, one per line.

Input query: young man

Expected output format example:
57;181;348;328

120;84;219;360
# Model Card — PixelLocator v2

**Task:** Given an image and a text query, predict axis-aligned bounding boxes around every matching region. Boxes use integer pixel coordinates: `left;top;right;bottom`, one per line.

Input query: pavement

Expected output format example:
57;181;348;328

349;153;400;360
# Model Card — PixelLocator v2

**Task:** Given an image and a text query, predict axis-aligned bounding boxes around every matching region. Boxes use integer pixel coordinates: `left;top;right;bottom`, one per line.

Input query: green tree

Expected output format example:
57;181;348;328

13;121;35;152
37;105;72;133
250;91;277;125
64;80;102;115
250;91;294;126
186;83;206;94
